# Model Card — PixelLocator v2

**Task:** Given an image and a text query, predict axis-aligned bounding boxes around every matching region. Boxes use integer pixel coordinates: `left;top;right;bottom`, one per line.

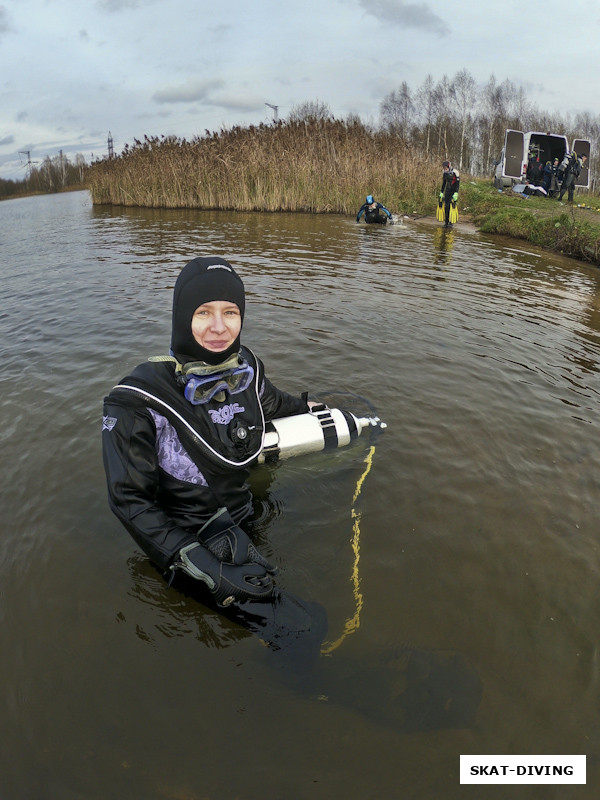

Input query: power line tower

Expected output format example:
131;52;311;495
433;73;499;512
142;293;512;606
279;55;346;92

108;131;114;159
18;150;38;178
265;103;279;123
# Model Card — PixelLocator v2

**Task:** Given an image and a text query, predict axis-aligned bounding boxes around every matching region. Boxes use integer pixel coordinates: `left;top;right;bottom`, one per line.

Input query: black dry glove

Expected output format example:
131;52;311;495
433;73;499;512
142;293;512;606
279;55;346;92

198;507;278;574
175;541;274;607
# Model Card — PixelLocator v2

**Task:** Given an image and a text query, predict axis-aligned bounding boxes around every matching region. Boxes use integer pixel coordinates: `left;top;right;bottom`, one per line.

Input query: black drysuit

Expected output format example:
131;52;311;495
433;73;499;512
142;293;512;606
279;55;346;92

440;168;460;225
102;347;307;574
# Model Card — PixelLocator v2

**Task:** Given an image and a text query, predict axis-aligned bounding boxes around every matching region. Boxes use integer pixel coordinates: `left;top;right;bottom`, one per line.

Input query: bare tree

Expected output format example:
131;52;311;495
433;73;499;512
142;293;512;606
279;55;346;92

480;74;506;170
433;75;455;157
452;69;477;171
289;99;332;123
415;74;436;153
75;153;87;183
39;156;55;192
574;111;599;141
380;81;414;139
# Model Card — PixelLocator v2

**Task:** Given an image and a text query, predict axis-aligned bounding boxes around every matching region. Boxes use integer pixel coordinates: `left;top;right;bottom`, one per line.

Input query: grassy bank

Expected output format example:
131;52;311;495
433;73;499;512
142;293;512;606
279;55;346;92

458;181;600;266
87;119;600;267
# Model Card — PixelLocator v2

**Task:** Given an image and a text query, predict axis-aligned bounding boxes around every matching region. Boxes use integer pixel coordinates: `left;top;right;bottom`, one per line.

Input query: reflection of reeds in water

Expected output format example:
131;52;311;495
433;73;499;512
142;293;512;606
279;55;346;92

87;120;441;213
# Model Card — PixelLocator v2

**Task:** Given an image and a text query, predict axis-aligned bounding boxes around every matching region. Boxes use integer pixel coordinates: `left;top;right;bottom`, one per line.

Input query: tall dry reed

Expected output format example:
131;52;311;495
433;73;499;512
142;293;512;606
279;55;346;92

87;120;443;214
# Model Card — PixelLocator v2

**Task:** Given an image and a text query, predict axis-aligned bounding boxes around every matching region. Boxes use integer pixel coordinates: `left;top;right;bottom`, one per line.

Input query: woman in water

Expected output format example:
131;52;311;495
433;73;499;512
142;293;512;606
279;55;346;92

102;256;312;608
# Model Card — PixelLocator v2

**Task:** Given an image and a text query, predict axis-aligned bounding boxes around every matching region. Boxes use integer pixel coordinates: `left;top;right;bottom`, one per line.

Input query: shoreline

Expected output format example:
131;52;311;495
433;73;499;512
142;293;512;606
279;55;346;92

401;212;479;235
5;184;600;267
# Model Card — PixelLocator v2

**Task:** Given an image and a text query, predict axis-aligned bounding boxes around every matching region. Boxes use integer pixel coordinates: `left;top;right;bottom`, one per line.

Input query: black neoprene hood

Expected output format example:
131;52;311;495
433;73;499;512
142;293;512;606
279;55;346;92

170;256;246;366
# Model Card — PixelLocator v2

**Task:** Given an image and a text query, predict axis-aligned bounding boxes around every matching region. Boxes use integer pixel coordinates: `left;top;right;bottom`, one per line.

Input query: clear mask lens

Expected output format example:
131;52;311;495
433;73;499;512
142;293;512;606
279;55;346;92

184;362;254;405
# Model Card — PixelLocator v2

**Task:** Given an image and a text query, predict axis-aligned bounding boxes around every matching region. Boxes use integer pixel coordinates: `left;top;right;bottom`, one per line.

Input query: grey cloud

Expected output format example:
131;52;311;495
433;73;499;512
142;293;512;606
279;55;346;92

152;79;225;104
359;0;447;37
0;134;14;146
209;24;231;38
213;97;264;113
96;0;154;12
0;5;13;36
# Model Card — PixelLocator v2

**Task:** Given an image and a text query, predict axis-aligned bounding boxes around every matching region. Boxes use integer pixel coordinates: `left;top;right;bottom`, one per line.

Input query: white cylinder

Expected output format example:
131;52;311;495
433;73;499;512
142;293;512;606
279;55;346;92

258;407;374;463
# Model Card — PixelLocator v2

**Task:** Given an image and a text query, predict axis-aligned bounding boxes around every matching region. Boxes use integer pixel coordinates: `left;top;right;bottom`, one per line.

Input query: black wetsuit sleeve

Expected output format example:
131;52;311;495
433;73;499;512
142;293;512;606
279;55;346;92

356;204;366;221
102;399;198;572
257;359;309;420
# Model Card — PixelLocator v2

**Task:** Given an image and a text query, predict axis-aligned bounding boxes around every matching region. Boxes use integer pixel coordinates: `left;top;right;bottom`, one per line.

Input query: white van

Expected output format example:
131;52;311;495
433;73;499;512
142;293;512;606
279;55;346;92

493;130;590;190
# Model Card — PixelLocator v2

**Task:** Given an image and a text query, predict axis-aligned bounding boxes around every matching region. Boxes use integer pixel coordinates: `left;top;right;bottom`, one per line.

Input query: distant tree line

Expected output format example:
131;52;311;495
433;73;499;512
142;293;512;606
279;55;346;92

377;70;599;188
288;72;599;189
0;152;87;200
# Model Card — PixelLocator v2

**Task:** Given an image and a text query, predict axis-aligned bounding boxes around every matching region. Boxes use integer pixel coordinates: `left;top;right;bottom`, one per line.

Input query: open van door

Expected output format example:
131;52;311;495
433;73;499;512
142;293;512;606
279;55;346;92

503;130;525;179
572;138;591;187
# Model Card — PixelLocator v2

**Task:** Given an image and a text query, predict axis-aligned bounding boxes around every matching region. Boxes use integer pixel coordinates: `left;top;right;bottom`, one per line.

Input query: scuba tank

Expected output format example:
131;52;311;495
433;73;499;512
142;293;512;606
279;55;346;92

557;151;571;179
258;405;386;463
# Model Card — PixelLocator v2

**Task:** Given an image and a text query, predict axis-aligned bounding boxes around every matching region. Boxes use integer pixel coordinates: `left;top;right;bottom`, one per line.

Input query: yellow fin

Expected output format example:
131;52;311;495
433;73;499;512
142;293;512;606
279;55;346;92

449;200;459;224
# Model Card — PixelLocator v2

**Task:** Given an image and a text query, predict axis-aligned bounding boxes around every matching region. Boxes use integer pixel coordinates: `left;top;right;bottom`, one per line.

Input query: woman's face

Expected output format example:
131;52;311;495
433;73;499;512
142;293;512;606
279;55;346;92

191;300;242;354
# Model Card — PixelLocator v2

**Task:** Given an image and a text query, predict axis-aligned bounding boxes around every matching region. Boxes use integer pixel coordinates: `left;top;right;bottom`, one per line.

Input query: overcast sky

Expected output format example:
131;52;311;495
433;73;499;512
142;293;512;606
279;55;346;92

0;0;597;180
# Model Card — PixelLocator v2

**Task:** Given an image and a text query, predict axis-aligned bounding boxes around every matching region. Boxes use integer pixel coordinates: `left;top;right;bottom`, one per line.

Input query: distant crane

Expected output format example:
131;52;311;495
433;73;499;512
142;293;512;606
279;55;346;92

19;150;39;177
265;103;279;123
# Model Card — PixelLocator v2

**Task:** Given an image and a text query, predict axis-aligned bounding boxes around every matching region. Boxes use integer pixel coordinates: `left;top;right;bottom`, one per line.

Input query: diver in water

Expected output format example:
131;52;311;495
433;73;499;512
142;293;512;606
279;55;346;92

356;195;393;224
101;256;482;732
102;256;315;608
440;160;460;227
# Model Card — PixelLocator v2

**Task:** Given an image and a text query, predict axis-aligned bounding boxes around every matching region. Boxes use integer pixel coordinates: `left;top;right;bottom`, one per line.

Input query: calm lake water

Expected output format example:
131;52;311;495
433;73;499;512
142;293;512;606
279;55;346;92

1;190;600;799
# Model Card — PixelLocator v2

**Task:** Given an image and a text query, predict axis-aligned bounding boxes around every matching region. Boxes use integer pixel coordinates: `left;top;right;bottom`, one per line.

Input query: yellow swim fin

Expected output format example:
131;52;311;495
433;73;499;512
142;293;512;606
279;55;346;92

449;200;459;224
436;198;444;221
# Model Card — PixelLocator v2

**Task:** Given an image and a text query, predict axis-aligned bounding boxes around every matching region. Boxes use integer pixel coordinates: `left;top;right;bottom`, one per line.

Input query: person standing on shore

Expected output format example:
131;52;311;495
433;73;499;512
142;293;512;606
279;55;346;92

548;158;560;197
558;153;587;202
439;160;460;227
